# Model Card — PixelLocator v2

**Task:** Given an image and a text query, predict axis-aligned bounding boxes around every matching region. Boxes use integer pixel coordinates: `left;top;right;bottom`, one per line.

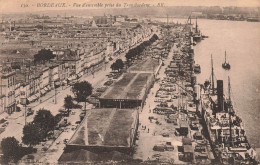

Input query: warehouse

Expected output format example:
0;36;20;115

59;108;139;162
99;72;154;108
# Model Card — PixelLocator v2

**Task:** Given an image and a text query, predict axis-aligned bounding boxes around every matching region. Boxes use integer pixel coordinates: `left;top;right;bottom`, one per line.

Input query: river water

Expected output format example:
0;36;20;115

193;19;260;149
154;18;260;149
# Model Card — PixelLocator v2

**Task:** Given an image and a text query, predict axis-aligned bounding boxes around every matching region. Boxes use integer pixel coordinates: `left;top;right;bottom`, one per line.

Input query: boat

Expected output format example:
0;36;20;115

202;35;208;38
222;51;231;70
247;17;260;22
194;64;201;74
199;56;258;164
193;17;202;42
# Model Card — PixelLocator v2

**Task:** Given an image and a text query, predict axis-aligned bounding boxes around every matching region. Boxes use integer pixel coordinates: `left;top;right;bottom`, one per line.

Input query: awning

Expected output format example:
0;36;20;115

61;80;67;85
27;96;33;102
17;104;23;108
68;76;76;81
35;93;40;98
47;86;52;91
55;81;61;86
34;95;39;99
32;95;37;101
71;75;77;80
47;85;52;90
40;89;46;95
53;74;59;81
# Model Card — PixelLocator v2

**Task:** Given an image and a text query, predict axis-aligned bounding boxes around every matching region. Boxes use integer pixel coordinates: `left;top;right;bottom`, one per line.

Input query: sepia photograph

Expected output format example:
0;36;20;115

0;0;259;164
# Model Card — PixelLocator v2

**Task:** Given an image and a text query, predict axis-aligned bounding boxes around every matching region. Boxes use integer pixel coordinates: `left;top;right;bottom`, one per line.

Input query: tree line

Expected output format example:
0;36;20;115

125;34;159;62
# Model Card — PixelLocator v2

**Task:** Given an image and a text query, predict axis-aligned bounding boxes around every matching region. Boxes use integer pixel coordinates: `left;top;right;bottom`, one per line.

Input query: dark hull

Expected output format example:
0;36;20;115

222;63;231;70
194;69;201;74
193;36;202;42
194;65;201;74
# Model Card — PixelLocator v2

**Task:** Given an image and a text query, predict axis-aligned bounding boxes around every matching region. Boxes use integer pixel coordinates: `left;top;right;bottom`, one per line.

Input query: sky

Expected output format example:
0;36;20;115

0;0;260;14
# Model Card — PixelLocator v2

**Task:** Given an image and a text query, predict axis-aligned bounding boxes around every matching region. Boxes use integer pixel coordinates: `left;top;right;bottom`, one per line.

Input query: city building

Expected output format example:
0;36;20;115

0;67;16;114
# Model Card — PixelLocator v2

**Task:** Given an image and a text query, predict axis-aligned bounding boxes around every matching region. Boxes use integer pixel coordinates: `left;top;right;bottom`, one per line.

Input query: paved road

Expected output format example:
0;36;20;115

133;43;176;160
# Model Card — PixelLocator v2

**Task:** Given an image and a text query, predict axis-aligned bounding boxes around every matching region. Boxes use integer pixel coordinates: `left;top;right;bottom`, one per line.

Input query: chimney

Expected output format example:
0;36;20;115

217;80;224;112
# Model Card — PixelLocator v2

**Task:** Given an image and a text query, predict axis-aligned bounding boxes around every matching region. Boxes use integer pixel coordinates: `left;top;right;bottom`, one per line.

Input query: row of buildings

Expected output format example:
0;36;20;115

0;14;156;114
0;47;104;114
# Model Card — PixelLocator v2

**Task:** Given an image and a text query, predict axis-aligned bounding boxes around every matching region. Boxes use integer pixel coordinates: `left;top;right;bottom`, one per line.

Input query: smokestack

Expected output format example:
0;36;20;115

217;80;224;112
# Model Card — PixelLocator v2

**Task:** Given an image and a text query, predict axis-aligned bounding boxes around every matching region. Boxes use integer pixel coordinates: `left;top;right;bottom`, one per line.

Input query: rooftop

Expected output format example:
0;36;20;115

128;57;159;73
183;137;192;145
68;108;137;147
100;73;153;100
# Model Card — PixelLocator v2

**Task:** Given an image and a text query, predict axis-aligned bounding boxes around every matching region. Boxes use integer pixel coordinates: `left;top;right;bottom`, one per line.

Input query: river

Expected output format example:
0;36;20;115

154;18;260;149
193;19;260;150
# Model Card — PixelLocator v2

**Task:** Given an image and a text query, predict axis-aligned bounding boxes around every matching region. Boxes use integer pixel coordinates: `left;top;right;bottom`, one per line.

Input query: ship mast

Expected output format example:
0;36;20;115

229;107;233;147
228;76;234;147
228;76;231;102
195;17;198;33
167;14;169;26
225;50;227;63
211;54;215;94
166;14;169;50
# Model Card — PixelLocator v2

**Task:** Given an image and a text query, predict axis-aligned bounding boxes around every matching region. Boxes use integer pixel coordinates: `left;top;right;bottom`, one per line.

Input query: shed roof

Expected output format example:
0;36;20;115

184;145;193;153
182;137;192;145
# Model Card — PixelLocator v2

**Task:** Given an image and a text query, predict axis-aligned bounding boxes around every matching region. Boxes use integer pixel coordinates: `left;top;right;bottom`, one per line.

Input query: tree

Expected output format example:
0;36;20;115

110;62;117;71
34;49;55;64
115;59;124;72
125;52;133;61
22;123;43;147
72;81;93;110
11;62;21;70
64;95;74;115
33;109;55;134
1;137;22;162
110;59;124;72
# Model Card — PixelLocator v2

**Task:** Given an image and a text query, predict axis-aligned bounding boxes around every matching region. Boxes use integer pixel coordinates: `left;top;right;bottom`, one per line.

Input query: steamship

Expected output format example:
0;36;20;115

193;17;202;42
199;56;257;164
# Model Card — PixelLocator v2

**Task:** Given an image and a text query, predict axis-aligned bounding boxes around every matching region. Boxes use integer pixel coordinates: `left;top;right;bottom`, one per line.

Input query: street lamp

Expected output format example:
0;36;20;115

20;97;28;125
92;71;95;78
53;81;57;104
